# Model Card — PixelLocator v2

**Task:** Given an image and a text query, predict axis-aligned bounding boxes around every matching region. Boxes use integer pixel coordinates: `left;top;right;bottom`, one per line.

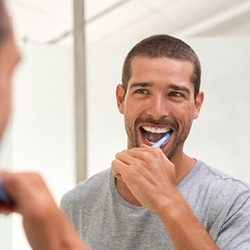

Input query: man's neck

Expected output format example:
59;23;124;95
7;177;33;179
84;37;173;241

115;177;142;206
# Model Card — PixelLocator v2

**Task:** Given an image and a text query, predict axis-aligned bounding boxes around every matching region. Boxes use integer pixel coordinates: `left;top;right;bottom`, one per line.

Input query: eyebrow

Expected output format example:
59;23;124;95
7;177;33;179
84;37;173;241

129;82;191;94
130;82;152;89
168;84;191;94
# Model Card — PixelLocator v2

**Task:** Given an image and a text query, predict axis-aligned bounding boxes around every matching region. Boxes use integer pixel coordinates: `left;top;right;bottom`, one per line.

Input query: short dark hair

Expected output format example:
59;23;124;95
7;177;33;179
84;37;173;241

0;0;11;47
122;34;201;99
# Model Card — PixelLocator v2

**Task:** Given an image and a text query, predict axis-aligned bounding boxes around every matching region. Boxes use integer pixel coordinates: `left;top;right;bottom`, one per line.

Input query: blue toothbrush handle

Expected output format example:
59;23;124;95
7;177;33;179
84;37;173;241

0;179;12;205
152;131;171;148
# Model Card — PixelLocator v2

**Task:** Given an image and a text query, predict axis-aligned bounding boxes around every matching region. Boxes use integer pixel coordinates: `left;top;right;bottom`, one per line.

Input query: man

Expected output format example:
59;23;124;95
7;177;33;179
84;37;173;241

61;35;250;249
0;1;88;249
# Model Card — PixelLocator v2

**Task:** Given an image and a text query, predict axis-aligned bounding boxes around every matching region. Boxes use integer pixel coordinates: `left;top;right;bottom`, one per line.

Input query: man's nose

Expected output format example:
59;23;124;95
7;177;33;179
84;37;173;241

146;95;169;120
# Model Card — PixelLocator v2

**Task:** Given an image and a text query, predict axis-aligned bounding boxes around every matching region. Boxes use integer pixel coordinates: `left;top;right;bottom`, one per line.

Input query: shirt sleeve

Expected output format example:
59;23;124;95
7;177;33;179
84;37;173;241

215;190;250;250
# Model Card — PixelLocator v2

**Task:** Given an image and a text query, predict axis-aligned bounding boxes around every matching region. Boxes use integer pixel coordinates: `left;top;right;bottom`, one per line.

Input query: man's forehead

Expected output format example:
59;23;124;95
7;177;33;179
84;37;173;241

130;57;194;77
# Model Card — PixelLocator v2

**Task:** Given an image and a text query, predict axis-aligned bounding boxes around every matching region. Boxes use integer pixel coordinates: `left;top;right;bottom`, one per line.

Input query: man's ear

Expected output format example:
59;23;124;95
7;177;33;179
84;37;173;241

116;84;125;114
193;91;204;119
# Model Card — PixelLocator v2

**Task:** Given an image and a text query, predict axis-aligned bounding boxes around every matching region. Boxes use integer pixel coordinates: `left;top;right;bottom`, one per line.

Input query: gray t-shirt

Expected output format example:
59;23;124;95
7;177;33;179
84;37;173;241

61;160;250;249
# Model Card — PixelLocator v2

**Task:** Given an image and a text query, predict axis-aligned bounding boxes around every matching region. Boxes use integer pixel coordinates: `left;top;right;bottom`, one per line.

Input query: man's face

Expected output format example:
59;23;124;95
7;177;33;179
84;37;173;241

116;56;203;159
0;29;20;140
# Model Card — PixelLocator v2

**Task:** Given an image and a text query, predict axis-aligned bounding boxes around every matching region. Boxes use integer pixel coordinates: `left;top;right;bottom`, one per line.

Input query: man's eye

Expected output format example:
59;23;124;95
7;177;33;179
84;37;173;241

135;89;148;94
169;92;182;97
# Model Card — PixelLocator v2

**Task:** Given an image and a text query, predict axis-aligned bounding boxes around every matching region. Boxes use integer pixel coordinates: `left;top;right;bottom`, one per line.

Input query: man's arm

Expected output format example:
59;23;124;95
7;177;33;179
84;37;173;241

0;171;88;250
112;146;219;250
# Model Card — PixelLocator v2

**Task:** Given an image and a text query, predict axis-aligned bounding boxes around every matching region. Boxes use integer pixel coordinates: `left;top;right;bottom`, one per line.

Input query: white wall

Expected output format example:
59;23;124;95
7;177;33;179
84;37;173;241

3;45;76;250
86;37;250;185
13;45;76;200
185;37;250;182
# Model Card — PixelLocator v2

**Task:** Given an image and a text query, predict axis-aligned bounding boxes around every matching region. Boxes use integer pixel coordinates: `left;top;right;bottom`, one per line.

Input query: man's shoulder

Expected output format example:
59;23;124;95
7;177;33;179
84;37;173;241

191;160;250;204
197;160;250;191
181;160;250;202
61;168;111;205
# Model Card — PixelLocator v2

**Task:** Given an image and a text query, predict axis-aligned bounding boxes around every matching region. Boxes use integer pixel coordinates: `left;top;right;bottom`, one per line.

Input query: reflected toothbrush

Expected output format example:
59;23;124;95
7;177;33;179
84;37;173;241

0;179;12;205
152;131;171;148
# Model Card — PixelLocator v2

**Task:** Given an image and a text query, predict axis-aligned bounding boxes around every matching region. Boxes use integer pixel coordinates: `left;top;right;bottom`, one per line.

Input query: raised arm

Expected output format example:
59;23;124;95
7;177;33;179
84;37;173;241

0;171;89;250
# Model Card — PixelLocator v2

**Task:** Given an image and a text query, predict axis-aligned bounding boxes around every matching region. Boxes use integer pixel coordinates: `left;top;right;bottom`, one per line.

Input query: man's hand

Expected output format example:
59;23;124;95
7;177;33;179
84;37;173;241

112;144;178;216
112;146;218;249
0;171;88;250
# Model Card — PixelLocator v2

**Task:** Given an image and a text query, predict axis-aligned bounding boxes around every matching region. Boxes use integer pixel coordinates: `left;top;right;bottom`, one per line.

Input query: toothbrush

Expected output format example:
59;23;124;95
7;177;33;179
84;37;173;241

152;131;171;148
0;179;12;205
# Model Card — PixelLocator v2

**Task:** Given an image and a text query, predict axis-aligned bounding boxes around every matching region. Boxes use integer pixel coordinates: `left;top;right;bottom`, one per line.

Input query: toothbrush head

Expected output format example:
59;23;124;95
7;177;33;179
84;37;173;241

152;131;171;148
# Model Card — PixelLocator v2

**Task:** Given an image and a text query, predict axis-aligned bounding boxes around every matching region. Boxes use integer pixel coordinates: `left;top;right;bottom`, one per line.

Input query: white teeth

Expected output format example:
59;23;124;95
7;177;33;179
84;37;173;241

142;126;170;133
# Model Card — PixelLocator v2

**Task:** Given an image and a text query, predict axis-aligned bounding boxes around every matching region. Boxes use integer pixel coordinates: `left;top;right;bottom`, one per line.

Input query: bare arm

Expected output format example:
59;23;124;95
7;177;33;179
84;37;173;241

112;146;218;250
0;171;89;250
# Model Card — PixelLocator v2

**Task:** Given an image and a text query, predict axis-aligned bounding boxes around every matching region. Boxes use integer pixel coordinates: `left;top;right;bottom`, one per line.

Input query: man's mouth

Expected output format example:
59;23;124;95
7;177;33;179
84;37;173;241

140;125;172;144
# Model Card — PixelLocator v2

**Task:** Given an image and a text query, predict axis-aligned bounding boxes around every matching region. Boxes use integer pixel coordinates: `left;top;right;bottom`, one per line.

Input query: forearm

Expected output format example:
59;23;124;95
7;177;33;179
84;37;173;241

158;194;218;250
23;208;88;250
0;172;88;250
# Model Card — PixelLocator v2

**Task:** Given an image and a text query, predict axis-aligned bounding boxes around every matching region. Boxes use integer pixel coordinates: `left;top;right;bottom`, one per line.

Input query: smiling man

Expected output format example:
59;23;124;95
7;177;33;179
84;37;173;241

61;35;250;249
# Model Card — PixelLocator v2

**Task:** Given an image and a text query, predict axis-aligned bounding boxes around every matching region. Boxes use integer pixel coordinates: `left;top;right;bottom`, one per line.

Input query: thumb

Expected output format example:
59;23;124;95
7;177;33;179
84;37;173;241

140;143;150;149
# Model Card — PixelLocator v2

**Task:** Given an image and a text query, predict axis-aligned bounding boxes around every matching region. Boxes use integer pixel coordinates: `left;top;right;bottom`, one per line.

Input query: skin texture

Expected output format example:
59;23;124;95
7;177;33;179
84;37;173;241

0;171;88;250
0;1;88;249
0;24;20;140
112;56;219;249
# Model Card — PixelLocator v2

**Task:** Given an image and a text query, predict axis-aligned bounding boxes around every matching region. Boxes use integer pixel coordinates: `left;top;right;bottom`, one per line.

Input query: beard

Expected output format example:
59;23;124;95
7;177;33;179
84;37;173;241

124;115;193;160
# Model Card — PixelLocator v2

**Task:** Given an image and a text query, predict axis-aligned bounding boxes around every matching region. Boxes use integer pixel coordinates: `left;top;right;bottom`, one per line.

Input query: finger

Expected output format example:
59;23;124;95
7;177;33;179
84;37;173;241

127;147;159;162
115;151;139;166
112;158;128;179
140;144;150;148
0;169;8;178
2;173;45;207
